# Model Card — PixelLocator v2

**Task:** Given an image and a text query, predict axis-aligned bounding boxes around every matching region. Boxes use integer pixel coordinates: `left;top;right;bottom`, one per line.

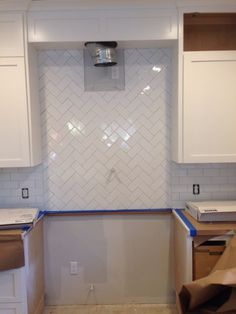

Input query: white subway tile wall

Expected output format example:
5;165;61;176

172;163;236;208
39;49;171;210
0;165;43;208
0;48;236;210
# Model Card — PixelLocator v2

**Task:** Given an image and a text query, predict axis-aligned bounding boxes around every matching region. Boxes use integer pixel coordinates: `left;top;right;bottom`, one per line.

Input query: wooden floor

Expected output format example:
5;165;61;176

43;304;178;314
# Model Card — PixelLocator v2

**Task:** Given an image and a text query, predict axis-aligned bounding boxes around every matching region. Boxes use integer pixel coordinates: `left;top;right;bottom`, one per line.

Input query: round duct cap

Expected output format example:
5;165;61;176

85;42;118;67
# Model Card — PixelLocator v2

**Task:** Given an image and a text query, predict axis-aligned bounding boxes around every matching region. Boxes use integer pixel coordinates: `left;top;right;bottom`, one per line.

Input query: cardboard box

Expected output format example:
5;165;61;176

0;237;24;270
193;241;226;280
179;234;236;313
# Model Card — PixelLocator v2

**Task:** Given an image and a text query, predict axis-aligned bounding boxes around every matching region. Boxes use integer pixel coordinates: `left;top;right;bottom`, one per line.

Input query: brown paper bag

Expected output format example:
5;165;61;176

179;234;236;314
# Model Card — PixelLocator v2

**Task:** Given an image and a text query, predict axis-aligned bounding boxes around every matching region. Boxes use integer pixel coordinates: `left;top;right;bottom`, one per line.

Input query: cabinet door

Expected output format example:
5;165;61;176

0;58;30;167
183;51;236;163
0;14;24;57
0;303;24;314
0;268;25;303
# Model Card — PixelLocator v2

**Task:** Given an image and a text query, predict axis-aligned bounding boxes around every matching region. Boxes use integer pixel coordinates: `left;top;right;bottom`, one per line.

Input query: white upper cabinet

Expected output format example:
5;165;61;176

0;58;30;167
172;12;236;163
27;9;177;46
0;14;24;56
0;13;41;168
183;51;236;163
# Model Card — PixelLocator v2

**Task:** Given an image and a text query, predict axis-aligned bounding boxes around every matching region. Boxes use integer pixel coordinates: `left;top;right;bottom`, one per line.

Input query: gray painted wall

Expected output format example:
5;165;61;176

44;214;174;305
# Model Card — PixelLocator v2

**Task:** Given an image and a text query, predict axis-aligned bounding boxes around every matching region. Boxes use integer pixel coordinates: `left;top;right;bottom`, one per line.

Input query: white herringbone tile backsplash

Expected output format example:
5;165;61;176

39;49;172;210
0;48;236;210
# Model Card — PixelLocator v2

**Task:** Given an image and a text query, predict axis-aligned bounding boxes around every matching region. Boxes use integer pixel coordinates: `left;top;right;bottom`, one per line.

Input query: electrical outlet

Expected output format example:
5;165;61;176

22;188;29;199
193;184;200;195
70;261;78;275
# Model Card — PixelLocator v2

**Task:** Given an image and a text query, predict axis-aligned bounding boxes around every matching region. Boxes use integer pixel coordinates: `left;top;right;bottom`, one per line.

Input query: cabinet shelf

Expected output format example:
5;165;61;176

184;13;236;51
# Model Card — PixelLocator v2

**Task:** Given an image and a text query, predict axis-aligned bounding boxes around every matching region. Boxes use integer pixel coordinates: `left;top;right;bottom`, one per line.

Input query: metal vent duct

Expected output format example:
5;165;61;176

84;41;118;67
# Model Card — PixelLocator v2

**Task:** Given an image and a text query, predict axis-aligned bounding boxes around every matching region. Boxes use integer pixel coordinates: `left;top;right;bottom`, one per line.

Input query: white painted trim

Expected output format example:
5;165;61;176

177;0;236;9
1;0;236;13
27;0;236;12
177;4;236;12
28;0;177;12
28;8;177;44
0;0;30;11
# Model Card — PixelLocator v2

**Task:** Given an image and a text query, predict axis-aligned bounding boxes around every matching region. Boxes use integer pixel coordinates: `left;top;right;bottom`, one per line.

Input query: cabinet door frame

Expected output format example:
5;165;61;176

183;51;236;163
0;57;31;167
0;268;26;303
0;302;26;314
0;13;24;57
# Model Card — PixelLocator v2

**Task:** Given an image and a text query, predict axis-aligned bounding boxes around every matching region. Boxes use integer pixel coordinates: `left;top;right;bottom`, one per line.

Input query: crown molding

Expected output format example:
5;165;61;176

28;0;176;11
177;0;236;8
0;0;235;13
0;0;30;11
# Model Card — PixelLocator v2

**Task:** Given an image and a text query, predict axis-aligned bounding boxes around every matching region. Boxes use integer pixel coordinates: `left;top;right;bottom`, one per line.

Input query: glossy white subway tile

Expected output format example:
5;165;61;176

39;49;172;210
0;49;236;209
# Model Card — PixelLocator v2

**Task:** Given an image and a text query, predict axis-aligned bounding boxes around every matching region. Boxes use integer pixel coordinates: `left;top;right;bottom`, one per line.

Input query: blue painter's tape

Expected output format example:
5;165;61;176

173;209;197;237
38;211;45;219
40;208;172;215
22;225;32;231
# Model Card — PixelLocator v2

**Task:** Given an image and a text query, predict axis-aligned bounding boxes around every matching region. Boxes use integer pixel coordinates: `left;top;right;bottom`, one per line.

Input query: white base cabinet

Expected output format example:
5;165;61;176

0;268;28;314
0;303;26;314
0;221;44;314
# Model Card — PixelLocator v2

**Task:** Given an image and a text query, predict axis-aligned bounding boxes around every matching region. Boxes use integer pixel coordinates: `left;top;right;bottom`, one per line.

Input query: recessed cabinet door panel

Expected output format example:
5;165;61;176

0;269;24;302
0;303;24;314
0;14;24;57
0;58;30;167
183;51;236;163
